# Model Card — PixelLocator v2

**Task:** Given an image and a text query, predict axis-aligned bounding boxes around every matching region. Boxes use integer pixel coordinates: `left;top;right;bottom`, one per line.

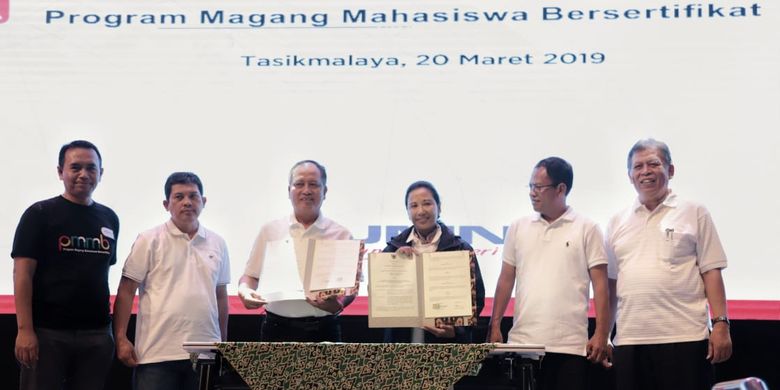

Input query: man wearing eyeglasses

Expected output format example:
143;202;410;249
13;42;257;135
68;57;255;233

488;157;611;390
605;139;731;389
237;160;356;341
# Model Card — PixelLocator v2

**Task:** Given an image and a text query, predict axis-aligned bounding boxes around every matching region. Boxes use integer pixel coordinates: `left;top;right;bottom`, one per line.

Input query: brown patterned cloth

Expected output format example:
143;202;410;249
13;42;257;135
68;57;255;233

217;342;495;390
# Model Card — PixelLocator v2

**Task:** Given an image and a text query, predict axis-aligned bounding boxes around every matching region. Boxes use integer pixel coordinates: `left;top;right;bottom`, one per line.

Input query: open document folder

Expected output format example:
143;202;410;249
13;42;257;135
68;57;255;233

368;250;476;328
258;238;361;302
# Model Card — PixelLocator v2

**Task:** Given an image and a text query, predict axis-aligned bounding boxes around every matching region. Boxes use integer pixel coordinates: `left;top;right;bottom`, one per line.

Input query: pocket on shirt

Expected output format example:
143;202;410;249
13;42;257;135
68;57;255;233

661;227;696;268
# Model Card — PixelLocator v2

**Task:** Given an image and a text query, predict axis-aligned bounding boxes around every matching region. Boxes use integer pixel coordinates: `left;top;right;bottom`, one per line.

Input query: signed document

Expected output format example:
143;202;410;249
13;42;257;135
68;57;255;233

258;239;361;302
422;251;472;318
368;250;474;328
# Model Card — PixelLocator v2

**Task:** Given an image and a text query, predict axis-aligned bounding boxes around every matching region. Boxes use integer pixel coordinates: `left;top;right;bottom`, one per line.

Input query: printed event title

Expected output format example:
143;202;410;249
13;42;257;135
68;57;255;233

43;4;762;28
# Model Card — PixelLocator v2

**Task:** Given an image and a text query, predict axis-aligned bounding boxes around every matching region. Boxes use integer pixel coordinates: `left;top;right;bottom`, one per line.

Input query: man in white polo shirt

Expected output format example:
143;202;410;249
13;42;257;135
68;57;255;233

237;160;355;341
113;172;230;390
488;157;610;390
605;139;732;390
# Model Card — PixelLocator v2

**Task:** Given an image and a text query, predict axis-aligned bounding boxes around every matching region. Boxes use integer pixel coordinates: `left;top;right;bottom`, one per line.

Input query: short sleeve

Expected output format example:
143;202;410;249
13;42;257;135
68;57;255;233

122;233;153;283
604;216;618;280
244;226;269;277
217;238;231;285
584;222;609;269
696;207;728;274
502;221;518;266
11;204;45;261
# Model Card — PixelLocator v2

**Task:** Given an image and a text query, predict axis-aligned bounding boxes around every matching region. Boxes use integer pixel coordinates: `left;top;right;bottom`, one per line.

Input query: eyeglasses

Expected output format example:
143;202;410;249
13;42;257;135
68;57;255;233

291;181;322;190
529;183;557;193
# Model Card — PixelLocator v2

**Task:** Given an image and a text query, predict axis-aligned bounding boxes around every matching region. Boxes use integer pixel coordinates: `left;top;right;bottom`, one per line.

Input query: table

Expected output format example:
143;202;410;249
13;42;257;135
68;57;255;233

184;342;544;390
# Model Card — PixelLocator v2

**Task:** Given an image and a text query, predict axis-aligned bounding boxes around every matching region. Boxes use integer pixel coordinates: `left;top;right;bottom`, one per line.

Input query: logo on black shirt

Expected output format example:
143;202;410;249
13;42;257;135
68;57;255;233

58;232;112;254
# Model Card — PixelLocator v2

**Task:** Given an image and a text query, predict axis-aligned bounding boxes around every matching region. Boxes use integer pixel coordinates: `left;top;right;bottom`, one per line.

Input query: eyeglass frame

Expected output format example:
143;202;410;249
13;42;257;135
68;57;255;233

528;183;559;193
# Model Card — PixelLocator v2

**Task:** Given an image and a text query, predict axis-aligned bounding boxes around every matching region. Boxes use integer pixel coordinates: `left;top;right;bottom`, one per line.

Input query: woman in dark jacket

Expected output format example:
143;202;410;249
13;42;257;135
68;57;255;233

382;180;485;343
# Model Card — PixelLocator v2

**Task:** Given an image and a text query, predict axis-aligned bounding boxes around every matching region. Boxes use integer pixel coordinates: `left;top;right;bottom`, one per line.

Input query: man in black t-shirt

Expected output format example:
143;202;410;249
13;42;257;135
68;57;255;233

12;140;119;390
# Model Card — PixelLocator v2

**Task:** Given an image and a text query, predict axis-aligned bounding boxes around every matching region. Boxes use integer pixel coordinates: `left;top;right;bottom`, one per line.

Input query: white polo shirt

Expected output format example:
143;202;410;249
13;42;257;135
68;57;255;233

605;192;728;346
244;214;352;318
122;220;231;364
503;207;608;356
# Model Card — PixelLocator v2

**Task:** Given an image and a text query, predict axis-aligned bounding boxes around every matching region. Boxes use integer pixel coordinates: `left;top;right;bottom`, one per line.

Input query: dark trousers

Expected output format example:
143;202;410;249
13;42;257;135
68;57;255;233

383;327;474;344
134;360;197;390
261;311;341;342
19;326;114;390
538;352;588;390
613;339;714;390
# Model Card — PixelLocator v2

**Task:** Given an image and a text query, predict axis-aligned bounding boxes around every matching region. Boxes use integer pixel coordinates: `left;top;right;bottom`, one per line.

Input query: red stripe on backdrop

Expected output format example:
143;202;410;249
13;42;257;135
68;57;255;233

479;298;780;321
0;296;778;320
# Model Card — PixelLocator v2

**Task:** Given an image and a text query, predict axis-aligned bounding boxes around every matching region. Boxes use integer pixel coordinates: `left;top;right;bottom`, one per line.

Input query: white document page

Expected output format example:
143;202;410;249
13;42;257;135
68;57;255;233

421;251;472;318
258;239;305;302
368;252;419;318
308;239;360;291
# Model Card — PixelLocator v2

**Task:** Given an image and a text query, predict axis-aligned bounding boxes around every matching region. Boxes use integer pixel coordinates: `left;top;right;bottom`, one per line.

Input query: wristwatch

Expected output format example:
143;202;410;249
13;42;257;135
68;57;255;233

712;316;730;327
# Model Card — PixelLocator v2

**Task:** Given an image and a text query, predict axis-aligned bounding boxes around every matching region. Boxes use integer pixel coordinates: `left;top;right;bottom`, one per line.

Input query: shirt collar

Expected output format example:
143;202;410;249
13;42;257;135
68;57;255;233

633;190;677;213
406;224;442;245
532;206;574;225
165;219;205;239
289;212;328;230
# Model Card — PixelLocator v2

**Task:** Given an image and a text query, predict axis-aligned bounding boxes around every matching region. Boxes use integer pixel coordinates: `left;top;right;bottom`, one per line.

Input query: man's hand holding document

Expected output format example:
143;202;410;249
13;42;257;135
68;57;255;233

257;239;362;303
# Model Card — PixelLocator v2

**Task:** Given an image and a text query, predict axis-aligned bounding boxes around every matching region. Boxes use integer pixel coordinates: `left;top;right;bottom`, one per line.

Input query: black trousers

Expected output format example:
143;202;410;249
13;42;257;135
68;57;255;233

613;340;714;390
133;360;197;390
538;352;588;390
19;326;114;390
260;311;341;342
